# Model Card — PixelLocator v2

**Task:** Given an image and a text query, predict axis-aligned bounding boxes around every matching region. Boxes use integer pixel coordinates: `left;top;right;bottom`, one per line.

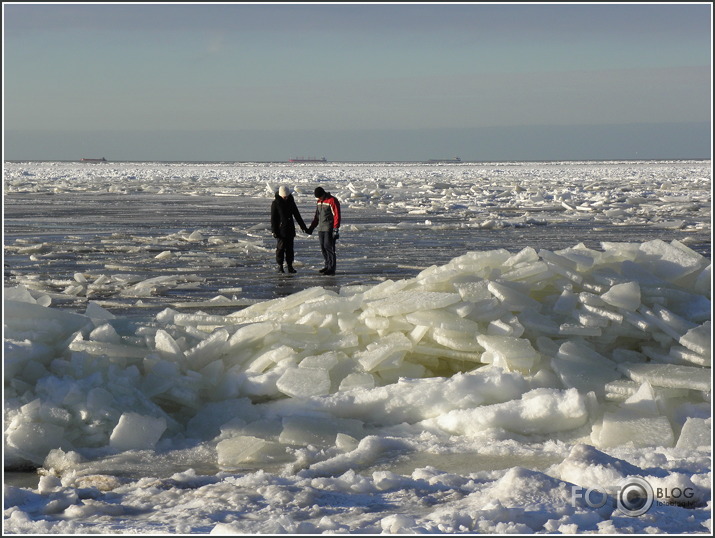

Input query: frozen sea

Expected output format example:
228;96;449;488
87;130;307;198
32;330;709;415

2;159;713;534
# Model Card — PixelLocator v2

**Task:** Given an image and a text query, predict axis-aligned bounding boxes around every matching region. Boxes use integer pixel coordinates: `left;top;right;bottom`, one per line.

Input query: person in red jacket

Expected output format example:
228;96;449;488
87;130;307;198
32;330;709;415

307;187;341;275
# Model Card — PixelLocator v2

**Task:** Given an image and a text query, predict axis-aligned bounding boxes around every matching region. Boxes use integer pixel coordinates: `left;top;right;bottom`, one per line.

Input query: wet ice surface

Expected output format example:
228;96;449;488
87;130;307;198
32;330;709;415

4;160;711;316
3;160;712;534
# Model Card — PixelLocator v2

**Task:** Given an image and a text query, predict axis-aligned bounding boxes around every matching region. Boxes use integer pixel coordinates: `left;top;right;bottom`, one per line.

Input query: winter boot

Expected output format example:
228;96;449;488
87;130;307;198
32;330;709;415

287;264;297;274
276;264;285;273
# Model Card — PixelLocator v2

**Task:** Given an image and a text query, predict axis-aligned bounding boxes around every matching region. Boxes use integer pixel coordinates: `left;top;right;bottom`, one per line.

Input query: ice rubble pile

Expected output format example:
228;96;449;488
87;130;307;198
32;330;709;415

4;239;711;469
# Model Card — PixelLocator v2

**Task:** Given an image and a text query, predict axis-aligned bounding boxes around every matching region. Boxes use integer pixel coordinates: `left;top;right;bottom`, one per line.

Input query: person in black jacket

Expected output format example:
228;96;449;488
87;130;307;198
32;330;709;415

271;185;308;273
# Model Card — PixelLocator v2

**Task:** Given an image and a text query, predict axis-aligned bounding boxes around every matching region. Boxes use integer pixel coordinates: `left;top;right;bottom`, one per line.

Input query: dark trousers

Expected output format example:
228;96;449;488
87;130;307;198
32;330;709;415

276;237;294;266
318;231;336;272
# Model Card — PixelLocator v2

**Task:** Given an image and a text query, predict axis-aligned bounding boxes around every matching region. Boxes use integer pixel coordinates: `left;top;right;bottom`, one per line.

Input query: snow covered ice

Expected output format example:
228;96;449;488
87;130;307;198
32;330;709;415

3;160;712;534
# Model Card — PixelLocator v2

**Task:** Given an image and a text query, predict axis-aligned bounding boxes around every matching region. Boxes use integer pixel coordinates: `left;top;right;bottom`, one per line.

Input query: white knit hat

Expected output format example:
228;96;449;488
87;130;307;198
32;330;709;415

279;185;290;197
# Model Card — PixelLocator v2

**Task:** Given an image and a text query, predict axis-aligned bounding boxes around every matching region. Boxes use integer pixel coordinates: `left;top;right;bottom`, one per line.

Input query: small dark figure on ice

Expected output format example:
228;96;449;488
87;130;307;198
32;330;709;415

271;185;308;273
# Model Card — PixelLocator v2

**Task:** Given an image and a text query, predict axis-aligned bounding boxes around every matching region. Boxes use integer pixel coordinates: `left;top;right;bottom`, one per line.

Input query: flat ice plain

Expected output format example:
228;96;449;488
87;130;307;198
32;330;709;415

3;160;712;534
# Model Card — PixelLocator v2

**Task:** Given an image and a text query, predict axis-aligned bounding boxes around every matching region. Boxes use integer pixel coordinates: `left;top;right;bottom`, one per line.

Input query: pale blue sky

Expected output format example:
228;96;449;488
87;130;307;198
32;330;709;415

3;2;712;161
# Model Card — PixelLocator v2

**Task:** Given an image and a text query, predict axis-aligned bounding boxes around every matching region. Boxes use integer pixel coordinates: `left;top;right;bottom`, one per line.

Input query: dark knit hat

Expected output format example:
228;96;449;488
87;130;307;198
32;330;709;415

314;187;326;198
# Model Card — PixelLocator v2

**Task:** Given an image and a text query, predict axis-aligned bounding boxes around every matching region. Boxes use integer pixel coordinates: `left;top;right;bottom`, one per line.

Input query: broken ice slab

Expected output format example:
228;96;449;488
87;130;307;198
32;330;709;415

595;411;674;448
487;281;541;312
476;335;539;372
338;372;376;391
226;321;277;350
675;417;712;451
679;321;711;356
278;415;364;447
405;309;481;333
364;291;462;317
276;366;331;398
109;412;167;451
551;341;620;397
669;345;711;367
603;379;689;401
638;239;707;282
153;329;186;362
245;345;296;375
618;362;711;392
430;327;482;352
4;299;91;342
355;333;413;372
600;281;641;310
216;435;287;466
499;261;552;283
298;351;343;370
183;328;229;369
69;338;148;359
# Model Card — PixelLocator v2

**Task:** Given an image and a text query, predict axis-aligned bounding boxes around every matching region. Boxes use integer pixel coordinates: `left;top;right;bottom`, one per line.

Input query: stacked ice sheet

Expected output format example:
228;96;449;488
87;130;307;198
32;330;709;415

4;239;711;469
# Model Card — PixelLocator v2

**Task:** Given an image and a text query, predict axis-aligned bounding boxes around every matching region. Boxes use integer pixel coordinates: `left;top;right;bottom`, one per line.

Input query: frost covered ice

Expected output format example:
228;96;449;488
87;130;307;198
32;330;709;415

3;160;712;534
4;240;712;534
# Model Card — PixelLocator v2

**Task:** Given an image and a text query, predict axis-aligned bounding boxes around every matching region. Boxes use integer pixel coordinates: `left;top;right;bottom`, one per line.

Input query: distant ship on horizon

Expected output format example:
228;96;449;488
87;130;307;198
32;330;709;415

426;157;461;164
289;156;327;163
80;157;107;163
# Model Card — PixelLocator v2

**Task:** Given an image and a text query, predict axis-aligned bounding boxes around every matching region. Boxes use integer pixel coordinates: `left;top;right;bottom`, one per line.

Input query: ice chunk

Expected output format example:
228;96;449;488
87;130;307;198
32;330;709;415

669;345;710;367
109;412;167;451
226;321;276;350
154;250;173;260
185;329;229;370
365;291;461;316
476;335;538;372
675;417;712;451
276;367;331;398
300;435;411;477
299;351;342;370
216;435;286;466
336;432;359;451
355;333;413;372
431;327;482;352
618;362;711;392
154;329;186;361
500;261;550;282
638;239;706;282
600;281;641;311
405;309;481;333
69;338;148;359
679;321;711;356
338;372;375;391
595;412;674;448
278;415;364;446
85;301;116;321
5;421;65;466
551;341;620;396
553;289;578;315
4;285;39;304
245;345;295;374
454;280;492;303
5;299;91;341
487;281;541;311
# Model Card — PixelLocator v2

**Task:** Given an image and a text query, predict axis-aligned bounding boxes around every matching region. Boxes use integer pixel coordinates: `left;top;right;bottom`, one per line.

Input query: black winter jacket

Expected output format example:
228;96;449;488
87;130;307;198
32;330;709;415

271;193;307;239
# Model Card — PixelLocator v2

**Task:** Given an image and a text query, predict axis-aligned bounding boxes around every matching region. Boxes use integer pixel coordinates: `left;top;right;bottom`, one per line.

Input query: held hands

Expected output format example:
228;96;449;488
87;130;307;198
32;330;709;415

333;230;339;241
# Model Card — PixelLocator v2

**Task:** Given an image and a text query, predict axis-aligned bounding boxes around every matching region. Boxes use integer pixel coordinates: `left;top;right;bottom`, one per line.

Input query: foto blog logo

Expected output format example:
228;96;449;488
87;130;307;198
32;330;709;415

571;477;696;517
